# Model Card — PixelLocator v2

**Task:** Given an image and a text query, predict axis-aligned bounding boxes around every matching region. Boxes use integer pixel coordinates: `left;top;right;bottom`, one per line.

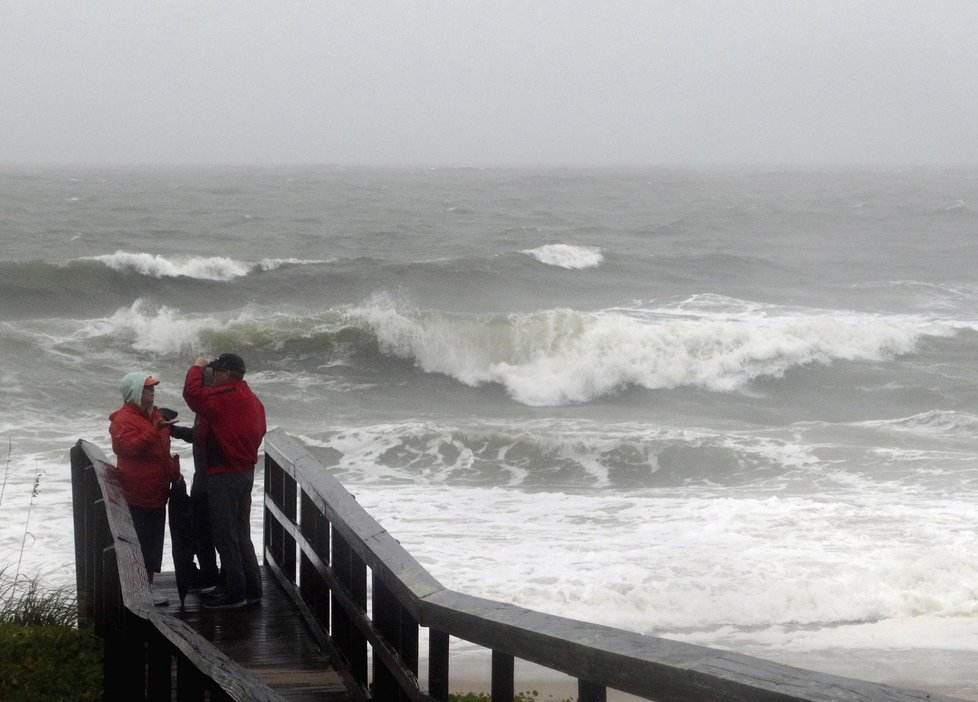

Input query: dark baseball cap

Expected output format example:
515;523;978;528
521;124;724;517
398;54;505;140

209;353;246;374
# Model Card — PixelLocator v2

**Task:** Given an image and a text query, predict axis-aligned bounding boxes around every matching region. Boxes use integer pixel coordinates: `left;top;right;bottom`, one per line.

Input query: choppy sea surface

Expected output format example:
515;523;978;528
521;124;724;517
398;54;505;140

2;166;978;697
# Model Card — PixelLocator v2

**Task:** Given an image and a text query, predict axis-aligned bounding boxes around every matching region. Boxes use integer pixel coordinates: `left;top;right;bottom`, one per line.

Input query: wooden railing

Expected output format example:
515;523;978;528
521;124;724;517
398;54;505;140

70;439;288;702
73;432;966;702
262;428;964;702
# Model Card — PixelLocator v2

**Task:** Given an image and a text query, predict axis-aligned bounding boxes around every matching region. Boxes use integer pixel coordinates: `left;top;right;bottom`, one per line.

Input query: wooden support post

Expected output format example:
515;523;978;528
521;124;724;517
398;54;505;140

93;507;111;639
491;651;514;702
372;576;399;701
300;494;330;631
579;679;607;702
147;631;172;702
332;530;368;691
428;629;450;701
282;468;298;580
399;605;419;679
265;458;284;570
70;444;93;627
176;657;205;701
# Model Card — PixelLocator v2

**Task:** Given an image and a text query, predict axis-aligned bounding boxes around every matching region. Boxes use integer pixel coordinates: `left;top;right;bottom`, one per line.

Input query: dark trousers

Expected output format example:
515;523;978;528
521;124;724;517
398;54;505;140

128;505;165;575
208;470;262;602
190;472;219;582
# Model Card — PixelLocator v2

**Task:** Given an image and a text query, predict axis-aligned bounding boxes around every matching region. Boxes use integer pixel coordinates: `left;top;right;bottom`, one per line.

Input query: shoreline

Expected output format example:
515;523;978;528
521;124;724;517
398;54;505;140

439;649;978;702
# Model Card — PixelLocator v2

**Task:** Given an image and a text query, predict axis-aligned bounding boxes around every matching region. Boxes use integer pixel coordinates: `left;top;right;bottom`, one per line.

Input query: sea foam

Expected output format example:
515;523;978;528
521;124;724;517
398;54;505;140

347;477;978;647
522;243;603;269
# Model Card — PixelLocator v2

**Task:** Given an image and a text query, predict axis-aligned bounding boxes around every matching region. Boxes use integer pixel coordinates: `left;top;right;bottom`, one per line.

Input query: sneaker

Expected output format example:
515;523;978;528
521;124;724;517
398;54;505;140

189;572;222;593
203;594;247;609
200;584;225;597
150;586;169;607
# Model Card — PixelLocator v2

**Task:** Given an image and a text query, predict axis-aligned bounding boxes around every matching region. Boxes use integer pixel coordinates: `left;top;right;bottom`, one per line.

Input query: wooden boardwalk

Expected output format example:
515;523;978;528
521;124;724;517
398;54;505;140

155;568;361;702
73;435;972;702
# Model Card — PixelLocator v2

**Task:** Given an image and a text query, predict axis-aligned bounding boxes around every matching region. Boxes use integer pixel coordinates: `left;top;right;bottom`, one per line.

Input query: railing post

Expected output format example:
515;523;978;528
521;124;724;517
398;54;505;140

332;529;368;691
70;443;94;627
101;545;146;701
300;493;331;632
147;630;172;702
176;657;206;701
491;651;514;702
428;629;450;701
265;457;284;571
92;503;111;639
266;454;299;583
373;576;418;701
579;679;607;702
281;468;298;581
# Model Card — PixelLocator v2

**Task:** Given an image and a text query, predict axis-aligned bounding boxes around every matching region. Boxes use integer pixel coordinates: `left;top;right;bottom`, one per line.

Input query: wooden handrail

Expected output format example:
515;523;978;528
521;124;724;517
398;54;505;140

262;428;966;702
70;439;287;702
72;431;968;702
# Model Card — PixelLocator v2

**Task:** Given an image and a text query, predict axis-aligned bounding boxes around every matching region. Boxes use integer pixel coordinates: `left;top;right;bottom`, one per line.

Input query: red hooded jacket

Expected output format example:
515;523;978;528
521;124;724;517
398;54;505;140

182;365;266;475
109;403;179;508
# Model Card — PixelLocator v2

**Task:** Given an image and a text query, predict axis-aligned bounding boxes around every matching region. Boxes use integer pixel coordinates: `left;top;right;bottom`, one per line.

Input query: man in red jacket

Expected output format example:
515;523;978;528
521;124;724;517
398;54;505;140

183;353;267;609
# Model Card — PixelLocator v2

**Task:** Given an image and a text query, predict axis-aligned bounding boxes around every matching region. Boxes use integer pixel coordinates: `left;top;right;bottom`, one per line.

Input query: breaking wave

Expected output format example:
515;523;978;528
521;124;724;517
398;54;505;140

82;251;325;281
351;295;955;405
42;294;964;407
522;244;603;269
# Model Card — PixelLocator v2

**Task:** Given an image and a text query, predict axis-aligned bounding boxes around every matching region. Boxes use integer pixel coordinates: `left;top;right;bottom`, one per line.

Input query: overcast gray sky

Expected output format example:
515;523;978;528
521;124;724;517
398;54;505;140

2;1;977;167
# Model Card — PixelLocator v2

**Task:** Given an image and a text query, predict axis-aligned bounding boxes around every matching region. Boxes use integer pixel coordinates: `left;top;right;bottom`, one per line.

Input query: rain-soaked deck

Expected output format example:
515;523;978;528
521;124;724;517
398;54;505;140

155;568;361;701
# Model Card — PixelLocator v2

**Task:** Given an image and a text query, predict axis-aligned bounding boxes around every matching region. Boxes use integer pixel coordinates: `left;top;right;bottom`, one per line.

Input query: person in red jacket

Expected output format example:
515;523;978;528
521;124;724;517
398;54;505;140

109;372;180;606
183;353;267;609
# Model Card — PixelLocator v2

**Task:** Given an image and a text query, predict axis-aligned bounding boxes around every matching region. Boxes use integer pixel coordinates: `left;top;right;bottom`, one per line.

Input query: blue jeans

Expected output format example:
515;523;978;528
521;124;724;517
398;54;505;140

208;470;262;602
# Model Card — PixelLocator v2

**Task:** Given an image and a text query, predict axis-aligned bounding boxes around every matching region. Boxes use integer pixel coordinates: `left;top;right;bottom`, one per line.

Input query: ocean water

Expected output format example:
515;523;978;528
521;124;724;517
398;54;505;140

2;166;978;697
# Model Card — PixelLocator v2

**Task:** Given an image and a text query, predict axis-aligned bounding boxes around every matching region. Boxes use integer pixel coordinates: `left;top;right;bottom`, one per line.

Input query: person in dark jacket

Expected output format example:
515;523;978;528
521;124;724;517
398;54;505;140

169;397;221;591
109;372;180;606
183;353;267;609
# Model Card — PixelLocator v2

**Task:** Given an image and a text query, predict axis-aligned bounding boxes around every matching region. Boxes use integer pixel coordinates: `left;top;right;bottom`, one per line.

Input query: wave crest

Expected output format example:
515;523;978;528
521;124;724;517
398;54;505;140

58;295;955;408
71;300;349;355
82;251;325;281
353;298;939;406
522;244;603;269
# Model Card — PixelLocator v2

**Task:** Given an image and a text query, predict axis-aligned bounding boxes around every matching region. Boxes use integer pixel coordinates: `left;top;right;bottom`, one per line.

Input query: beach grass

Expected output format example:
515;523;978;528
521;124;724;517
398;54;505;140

450;692;572;702
0;570;102;701
0;569;77;628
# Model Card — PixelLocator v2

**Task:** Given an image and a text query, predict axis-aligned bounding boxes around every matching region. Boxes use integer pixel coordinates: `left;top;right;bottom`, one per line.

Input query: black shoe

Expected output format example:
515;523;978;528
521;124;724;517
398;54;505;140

150;586;169;607
189;577;222;593
246;595;262;604
203;594;246;609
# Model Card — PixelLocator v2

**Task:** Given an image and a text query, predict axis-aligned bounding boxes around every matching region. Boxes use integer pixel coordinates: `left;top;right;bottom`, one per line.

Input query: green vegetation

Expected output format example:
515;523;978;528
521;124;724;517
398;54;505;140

0;571;102;702
449;691;572;702
0;572;77;628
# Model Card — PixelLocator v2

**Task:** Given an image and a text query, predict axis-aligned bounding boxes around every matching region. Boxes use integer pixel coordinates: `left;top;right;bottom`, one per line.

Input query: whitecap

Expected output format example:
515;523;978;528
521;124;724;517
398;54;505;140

257;257;330;271
84;251;251;281
350;296;949;406
522;244;603;270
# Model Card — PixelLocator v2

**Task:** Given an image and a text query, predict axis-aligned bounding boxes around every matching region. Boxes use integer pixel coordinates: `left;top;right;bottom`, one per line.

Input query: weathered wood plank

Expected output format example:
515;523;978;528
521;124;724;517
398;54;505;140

159;569;362;702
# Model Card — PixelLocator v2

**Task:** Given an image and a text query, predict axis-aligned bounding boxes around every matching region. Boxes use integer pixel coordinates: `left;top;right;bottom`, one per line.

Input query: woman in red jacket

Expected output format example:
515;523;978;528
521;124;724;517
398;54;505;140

109;372;180;606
